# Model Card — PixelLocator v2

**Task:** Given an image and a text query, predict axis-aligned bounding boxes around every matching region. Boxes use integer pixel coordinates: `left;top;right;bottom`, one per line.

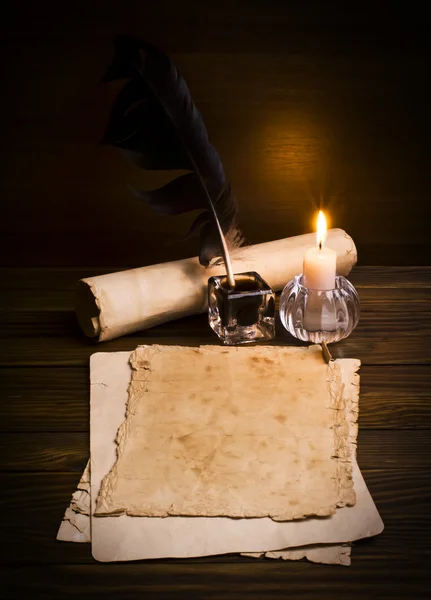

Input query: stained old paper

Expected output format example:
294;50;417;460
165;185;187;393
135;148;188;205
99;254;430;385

84;349;383;562
58;347;376;566
95;345;355;520
58;460;352;565
57;346;358;564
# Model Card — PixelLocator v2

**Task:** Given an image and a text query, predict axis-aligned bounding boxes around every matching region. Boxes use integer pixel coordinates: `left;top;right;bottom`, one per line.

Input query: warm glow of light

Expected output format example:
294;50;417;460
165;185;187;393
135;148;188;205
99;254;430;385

316;211;327;250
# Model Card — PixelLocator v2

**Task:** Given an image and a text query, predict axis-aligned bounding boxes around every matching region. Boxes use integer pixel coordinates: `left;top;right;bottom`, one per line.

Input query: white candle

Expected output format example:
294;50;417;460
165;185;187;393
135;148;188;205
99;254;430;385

303;211;337;332
303;212;336;290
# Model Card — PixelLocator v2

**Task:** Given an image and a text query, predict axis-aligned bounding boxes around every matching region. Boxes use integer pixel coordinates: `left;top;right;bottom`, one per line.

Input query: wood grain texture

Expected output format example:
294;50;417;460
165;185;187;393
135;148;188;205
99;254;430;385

1;265;429;599
2;365;429;432
2;562;430;600
1;266;431;367
2;566;430;600
0;317;430;365
1;3;431;267
1;0;431;593
1;267;431;312
2;286;431;330
1;302;430;343
1;470;430;567
0;368;90;432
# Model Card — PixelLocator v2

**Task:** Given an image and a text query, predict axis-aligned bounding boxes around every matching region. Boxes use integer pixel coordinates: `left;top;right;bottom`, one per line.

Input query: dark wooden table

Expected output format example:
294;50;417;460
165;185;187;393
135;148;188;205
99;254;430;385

1;266;430;598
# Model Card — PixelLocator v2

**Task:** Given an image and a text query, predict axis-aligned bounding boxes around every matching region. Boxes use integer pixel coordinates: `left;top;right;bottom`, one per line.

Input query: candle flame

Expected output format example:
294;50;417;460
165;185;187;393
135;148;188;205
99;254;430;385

316;211;327;250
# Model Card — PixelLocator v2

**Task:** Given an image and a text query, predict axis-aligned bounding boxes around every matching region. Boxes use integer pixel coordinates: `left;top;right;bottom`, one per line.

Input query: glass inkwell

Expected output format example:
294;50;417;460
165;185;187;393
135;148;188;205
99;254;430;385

208;271;276;345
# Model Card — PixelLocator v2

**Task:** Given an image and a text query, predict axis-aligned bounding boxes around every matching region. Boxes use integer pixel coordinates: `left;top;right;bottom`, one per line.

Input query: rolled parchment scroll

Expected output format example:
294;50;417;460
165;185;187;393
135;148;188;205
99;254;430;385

75;228;357;342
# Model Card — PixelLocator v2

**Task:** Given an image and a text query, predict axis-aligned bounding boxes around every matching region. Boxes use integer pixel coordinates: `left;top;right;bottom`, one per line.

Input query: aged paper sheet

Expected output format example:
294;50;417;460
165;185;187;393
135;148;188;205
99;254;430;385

57;344;356;562
58;459;351;564
60;348;383;562
95;345;355;520
56;458;351;563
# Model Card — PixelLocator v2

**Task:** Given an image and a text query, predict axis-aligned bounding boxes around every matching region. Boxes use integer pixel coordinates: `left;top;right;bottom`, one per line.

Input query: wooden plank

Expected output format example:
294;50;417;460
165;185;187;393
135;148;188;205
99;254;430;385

2;266;431;291
0;268;123;312
2;560;430;600
1;54;430;265
0;433;88;473
1;100;430;250
1;286;431;332
2;365;429;432
1;289;430;337
350;266;431;288
359;366;431;428
0;318;430;365
1;267;431;312
1;266;429;294
0;311;81;337
1;6;430;275
1;9;429;597
0;368;90;432
0;470;429;567
0;430;429;473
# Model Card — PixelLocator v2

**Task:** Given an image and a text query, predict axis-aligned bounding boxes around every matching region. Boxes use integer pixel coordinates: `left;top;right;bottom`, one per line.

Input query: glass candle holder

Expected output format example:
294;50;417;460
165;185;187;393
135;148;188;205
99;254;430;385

208;271;276;345
279;274;360;344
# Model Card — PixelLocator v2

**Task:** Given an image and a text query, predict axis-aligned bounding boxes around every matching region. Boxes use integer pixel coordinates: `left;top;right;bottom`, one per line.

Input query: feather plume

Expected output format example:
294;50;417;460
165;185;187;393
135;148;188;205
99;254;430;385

101;35;242;286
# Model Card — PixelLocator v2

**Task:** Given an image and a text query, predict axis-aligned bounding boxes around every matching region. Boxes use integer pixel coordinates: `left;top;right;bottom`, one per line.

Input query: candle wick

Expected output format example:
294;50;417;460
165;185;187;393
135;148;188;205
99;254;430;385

319;241;322;251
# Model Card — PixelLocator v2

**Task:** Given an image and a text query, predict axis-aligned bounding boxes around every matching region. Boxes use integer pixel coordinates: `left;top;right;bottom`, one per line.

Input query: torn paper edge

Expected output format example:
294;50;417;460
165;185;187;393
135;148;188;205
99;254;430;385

57;352;364;565
242;543;351;566
57;458;352;565
241;357;360;564
57;462;91;543
96;345;357;520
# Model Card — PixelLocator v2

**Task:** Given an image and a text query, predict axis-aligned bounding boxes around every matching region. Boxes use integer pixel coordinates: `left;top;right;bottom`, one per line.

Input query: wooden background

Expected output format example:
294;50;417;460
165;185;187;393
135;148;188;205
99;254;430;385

1;4;431;597
1;266;431;599
1;2;430;268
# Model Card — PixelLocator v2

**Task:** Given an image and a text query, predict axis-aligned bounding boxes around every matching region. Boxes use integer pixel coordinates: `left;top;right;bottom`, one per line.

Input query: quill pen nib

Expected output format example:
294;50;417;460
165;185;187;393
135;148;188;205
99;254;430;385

322;340;333;364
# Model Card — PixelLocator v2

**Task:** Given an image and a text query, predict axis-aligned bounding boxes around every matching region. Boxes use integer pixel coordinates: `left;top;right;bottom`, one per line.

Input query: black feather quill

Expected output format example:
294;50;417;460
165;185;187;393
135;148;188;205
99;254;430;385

101;35;242;286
